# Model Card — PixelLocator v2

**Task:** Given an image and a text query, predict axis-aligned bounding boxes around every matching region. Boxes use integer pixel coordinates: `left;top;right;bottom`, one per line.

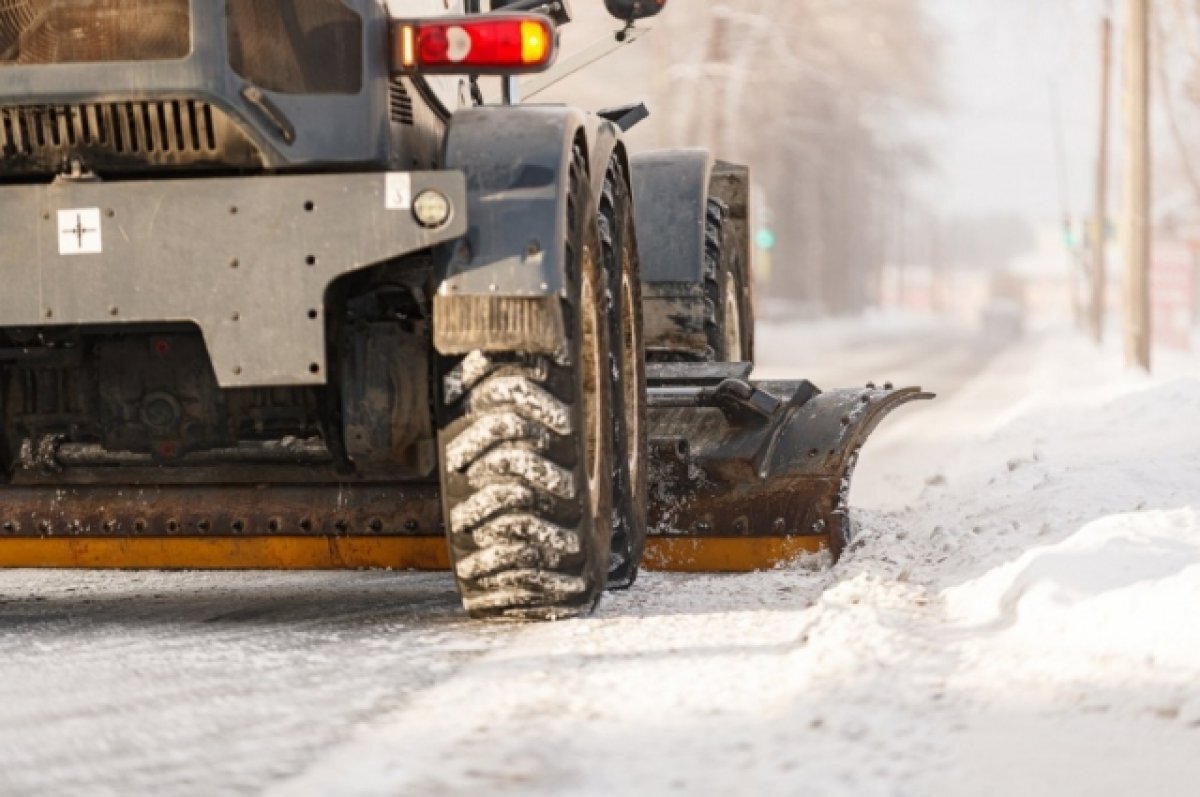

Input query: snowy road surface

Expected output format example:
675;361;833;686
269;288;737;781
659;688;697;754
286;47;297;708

2;317;1199;796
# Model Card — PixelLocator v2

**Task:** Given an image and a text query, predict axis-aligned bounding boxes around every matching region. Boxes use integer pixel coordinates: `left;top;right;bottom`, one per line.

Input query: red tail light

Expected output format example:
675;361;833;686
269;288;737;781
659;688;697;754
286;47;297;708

391;15;557;75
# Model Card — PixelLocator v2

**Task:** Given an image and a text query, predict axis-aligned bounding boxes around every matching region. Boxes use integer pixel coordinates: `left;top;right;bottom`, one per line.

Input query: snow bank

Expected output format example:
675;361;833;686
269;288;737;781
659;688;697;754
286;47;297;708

876;332;1200;792
944;508;1200;721
946;508;1200;638
865;332;1200;585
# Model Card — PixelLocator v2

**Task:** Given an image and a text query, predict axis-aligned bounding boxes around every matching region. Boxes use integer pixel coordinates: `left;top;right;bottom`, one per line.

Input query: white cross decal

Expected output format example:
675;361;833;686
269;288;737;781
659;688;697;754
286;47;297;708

57;208;103;256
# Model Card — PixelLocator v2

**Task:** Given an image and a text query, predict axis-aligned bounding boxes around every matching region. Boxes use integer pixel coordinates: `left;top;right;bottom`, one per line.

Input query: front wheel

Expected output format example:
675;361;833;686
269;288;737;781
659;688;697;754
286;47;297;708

437;144;615;620
599;154;648;589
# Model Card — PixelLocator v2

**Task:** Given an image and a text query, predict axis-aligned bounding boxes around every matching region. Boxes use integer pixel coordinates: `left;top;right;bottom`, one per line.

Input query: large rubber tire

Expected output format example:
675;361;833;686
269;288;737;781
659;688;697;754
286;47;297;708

598;154;648;589
704;198;752;362
437;144;615;620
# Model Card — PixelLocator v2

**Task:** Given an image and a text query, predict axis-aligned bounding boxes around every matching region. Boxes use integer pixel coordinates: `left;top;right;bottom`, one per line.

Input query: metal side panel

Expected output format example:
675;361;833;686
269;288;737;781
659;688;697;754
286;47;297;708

0;170;466;387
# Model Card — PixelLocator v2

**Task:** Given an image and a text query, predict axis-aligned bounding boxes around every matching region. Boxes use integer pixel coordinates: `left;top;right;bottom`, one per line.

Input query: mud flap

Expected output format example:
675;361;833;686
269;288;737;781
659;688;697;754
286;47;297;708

642;363;932;571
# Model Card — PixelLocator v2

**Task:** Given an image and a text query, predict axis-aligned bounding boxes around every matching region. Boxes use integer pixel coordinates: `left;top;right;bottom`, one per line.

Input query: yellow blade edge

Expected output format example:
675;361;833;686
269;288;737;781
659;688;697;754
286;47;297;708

0;537;453;570
642;536;828;572
0;535;829;573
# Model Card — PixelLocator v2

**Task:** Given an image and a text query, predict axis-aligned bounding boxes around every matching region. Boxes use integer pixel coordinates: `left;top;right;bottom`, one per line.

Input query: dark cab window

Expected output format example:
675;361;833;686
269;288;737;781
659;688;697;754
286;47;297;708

227;0;363;95
0;0;190;66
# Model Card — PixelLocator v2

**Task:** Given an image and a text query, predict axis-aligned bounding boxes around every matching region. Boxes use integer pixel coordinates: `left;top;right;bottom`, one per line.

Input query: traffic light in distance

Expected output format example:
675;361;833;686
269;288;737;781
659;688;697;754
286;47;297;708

1061;218;1080;250
756;228;776;251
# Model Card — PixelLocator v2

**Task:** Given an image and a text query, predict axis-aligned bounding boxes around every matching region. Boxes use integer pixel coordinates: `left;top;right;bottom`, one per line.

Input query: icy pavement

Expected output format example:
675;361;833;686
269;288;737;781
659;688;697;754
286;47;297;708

3;321;1200;796
0;571;502;794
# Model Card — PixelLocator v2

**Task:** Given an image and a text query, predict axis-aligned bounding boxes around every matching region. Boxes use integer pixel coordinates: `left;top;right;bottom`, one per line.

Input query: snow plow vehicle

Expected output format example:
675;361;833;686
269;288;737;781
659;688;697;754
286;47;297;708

0;0;928;618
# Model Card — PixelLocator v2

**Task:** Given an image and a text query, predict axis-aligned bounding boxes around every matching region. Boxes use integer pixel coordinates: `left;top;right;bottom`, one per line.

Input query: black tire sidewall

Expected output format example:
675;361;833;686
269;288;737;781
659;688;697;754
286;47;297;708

600;155;648;587
567;149;615;600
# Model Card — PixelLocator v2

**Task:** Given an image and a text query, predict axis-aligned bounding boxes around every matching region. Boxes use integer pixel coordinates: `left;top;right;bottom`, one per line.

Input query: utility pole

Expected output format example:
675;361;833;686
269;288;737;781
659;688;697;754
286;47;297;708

705;10;730;155
1123;0;1152;370
1091;10;1113;343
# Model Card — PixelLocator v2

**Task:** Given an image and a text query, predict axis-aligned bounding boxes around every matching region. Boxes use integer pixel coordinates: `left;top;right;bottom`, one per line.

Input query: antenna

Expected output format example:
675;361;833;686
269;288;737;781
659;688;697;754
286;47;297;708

522;25;650;99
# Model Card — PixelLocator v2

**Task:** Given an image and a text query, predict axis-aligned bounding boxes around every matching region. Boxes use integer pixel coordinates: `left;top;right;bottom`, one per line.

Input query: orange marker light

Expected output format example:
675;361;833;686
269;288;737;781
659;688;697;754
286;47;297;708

520;19;549;65
398;23;417;70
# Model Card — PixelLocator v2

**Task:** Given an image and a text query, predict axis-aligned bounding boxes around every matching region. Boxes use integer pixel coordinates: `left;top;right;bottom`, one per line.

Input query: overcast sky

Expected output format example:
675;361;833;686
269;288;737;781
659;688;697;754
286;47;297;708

922;0;1106;224
547;1;1111;228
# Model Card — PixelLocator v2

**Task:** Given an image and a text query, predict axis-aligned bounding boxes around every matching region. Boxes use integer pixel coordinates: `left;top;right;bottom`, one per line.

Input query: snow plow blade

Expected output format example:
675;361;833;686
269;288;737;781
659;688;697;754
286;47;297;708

642;363;933;571
0;364;929;574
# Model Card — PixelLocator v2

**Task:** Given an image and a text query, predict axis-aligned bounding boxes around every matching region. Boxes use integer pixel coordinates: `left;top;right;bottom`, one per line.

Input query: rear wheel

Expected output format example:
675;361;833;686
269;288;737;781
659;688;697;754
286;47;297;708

437;144;614;620
704;198;751;362
721;269;744;360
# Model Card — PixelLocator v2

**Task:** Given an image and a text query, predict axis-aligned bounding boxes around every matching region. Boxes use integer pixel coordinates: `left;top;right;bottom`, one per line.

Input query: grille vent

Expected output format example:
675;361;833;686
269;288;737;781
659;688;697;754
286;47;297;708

0;98;262;175
388;78;414;126
0;100;218;156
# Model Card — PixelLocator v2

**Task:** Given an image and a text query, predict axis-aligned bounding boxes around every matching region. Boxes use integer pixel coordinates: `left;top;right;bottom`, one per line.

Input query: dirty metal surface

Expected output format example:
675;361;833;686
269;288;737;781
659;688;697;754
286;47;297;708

630;149;710;283
437;105;589;301
643;282;709;359
340;322;437;477
641;535;826;572
0;170;466;388
0;378;931;572
647;381;933;560
0;482;442;538
647;361;753;386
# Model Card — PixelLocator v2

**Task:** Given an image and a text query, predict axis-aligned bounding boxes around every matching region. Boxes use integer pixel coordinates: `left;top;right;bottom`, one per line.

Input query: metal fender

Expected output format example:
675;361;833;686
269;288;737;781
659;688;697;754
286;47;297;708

580;113;627;206
629;148;713;284
433;105;624;356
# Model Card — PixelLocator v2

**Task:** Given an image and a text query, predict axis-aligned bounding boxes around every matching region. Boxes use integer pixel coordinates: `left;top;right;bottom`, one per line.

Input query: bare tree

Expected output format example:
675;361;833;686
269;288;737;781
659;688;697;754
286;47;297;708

653;0;941;313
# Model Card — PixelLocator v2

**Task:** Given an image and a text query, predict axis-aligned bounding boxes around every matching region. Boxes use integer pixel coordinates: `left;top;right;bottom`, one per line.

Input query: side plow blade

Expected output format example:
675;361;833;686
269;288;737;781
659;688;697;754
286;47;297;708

0;483;452;570
0;365;929;573
642;363;933;571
